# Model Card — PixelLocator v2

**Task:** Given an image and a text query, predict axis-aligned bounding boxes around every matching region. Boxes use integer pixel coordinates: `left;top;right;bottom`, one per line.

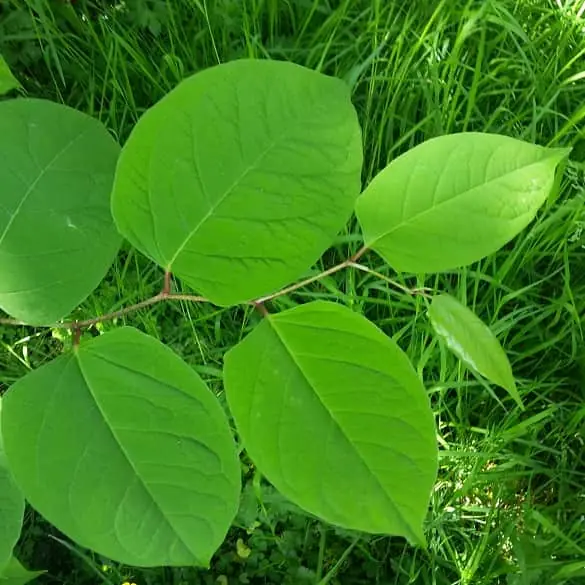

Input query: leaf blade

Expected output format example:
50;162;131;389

112;59;362;305
356;132;570;273
0;558;44;585
1;328;240;567
428;294;522;408
0;99;121;325
224;301;437;544
0;399;24;573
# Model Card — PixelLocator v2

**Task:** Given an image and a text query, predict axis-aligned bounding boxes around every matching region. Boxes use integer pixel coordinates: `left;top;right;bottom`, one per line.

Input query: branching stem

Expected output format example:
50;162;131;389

253;246;368;304
0;245;429;331
0;292;208;330
349;262;432;297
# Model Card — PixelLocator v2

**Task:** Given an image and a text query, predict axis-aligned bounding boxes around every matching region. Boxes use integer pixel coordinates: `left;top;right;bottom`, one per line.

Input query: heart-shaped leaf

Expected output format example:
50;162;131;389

428;294;522;408
1;328;240;567
0;399;24;573
0;99;121;325
112;59;362;306
356;132;570;273
224;301;437;545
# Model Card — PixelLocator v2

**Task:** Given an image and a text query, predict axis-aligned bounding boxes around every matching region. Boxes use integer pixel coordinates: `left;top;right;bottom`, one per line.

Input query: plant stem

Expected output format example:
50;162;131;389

254;246;368;304
253;302;269;317
162;270;172;295
0;246;371;330
253;263;348;303
72;326;82;347
315;528;327;583
349;262;432;297
0;292;209;330
317;537;359;585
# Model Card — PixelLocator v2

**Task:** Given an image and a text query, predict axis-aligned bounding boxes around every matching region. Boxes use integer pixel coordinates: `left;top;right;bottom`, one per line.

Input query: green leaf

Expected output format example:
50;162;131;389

0;99;121;325
112;59;362;306
1;327;240;567
0;399;24;573
0;56;19;96
0;558;44;585
428;294;523;408
224;301;437;545
356;133;570;273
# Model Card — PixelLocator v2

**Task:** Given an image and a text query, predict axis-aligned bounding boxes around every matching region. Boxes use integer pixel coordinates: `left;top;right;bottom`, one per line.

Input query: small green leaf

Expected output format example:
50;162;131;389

112;59;362;306
356;133;570;273
224;301;437;545
0;399;24;573
0;558;44;585
428;294;522;408
0;56;19;96
0;99;121;325
2;328;240;567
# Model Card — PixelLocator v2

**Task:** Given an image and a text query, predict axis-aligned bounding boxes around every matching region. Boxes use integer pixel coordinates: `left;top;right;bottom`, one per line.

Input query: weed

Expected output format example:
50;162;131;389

1;1;584;584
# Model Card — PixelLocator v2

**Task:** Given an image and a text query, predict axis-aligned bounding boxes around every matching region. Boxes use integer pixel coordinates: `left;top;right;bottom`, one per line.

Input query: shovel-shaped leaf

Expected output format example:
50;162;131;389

224;301;437;545
428;294;522;408
112;59;362;306
0;99;121;325
1;328;240;567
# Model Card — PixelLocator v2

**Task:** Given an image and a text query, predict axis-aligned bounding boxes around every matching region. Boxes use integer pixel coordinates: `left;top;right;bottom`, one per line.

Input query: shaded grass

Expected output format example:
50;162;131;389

1;0;585;583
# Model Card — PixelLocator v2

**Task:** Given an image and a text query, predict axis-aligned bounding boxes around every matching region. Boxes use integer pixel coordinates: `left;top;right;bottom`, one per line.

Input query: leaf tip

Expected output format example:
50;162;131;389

505;380;525;411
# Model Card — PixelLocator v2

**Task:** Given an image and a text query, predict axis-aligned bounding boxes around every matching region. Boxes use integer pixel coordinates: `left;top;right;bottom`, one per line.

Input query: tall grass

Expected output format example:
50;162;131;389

1;0;585;583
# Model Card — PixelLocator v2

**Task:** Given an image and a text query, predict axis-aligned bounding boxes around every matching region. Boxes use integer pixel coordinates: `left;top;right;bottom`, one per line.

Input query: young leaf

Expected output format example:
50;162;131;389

0;558;44;585
224;301;437;545
356;133;570;273
0;56;19;96
1;328;240;567
112;59;362;306
0;99;121;325
0;399;24;573
428;294;522;408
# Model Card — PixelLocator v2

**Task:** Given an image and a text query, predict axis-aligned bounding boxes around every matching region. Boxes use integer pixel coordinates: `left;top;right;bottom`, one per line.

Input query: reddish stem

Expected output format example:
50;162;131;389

254;302;269;317
162;271;172;296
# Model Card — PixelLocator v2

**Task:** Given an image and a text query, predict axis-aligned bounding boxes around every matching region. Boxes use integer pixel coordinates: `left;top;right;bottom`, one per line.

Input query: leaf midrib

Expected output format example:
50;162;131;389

0;128;89;248
165;115;309;269
267;316;419;542
364;154;560;247
73;350;202;565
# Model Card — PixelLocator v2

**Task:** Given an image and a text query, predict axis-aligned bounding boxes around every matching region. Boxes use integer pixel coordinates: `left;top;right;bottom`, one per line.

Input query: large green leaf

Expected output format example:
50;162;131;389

0;399;24;573
356;133;570;273
428;294;522;408
112;59;362;306
1;328;240;567
0;558;43;585
0;99;121;325
224;301;437;545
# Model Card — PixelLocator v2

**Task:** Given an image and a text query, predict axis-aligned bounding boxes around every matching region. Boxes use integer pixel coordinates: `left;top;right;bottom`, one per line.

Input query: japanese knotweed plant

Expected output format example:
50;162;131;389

0;59;569;572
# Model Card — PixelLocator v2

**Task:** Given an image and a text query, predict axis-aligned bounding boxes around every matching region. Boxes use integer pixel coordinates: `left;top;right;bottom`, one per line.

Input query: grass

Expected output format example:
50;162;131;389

1;0;585;583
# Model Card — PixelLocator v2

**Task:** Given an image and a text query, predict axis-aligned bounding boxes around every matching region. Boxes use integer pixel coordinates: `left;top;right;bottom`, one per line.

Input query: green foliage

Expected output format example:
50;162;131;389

428;294;522;408
356;133;570;273
0;55;19;96
112;59;362;306
0;399;24;573
1;327;240;567
225;301;437;545
0;48;575;582
0;99;121;325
